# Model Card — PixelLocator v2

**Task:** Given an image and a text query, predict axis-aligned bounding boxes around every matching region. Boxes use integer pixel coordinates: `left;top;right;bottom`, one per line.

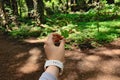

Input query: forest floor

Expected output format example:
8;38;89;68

0;31;120;80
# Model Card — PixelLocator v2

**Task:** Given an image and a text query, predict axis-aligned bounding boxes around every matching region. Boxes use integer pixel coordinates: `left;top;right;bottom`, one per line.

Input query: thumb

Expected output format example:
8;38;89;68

45;33;54;45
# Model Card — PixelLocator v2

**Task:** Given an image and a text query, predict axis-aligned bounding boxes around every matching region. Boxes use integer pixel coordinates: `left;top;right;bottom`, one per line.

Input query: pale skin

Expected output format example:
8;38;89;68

44;33;65;77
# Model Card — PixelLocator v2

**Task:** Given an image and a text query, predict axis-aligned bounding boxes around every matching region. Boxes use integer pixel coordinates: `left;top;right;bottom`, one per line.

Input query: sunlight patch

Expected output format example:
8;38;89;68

24;38;45;43
15;52;28;58
18;63;39;74
17;48;41;74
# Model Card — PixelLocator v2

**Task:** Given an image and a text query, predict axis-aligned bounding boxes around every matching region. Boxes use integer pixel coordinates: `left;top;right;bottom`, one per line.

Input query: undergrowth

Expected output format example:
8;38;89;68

5;9;120;49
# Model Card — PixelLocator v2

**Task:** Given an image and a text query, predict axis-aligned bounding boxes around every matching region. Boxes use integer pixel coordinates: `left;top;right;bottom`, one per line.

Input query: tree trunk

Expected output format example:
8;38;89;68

11;0;18;15
4;0;11;8
37;0;45;24
0;0;11;31
88;0;93;4
25;0;34;18
71;0;77;12
0;0;6;26
33;0;39;24
106;0;114;4
66;0;69;10
17;0;22;17
71;0;88;12
88;0;99;4
66;0;71;13
10;0;19;29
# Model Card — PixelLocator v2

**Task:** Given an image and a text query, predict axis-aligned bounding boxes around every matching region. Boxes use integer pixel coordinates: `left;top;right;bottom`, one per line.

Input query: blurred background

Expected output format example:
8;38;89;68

0;0;120;80
0;0;120;48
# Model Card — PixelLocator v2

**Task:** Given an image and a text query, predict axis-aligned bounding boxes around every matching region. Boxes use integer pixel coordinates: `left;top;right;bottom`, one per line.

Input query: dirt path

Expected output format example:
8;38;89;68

0;31;120;80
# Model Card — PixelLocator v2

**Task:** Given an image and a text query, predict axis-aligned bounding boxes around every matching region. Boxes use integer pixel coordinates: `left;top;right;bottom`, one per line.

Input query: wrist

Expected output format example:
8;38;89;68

48;59;64;63
44;60;64;75
45;66;59;77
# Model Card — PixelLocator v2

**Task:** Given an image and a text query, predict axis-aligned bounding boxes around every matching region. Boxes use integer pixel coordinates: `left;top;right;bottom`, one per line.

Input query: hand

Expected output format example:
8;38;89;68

44;33;65;62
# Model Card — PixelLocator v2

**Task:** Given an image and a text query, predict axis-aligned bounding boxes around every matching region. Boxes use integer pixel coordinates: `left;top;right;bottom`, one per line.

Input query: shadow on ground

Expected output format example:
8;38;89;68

0;31;120;80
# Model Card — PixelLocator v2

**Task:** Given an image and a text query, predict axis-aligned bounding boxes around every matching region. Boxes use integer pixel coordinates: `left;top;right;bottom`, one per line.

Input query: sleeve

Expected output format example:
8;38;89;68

39;72;57;80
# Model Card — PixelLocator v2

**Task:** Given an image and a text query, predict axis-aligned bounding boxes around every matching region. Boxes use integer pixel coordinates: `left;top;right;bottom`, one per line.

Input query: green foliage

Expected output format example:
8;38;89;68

9;27;30;38
44;0;67;14
95;32;119;43
46;13;80;26
40;26;53;36
9;25;41;38
78;3;120;22
61;30;69;38
3;0;120;49
8;12;120;48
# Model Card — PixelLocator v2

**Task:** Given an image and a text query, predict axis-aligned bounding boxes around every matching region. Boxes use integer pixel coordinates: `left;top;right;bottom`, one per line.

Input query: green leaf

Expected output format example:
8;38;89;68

61;30;69;38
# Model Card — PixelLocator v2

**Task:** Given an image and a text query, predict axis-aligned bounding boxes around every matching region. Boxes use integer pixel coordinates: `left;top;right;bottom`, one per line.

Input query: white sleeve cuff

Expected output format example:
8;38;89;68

39;72;57;80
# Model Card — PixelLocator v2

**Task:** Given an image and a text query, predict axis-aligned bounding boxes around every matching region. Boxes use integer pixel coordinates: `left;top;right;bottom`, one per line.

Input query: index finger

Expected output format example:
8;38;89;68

44;33;54;45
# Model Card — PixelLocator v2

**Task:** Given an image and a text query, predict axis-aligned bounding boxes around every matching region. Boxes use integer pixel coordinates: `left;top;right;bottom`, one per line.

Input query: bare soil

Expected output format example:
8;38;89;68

0;31;120;80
